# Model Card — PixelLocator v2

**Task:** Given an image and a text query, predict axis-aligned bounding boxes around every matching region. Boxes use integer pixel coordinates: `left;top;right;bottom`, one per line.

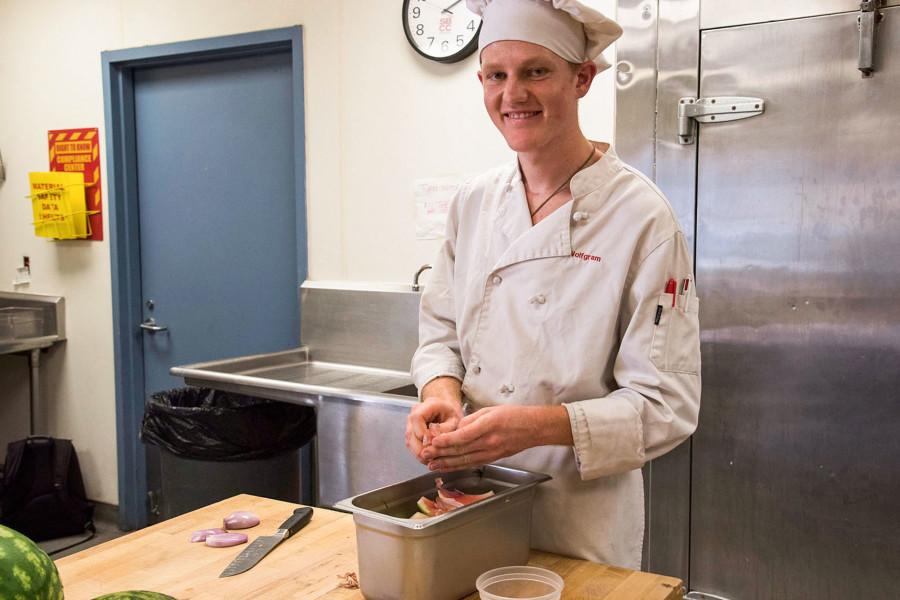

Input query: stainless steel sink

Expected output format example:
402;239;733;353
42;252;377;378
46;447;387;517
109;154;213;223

0;291;66;355
170;281;426;509
170;346;427;508
0;291;66;435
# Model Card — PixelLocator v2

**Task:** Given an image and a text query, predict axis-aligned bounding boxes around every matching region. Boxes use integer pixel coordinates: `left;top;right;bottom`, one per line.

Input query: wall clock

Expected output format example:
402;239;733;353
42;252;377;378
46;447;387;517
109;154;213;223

402;0;482;63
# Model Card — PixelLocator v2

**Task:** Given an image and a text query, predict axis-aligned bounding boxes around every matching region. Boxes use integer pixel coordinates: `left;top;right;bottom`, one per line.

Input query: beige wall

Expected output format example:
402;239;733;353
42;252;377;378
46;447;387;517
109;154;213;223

0;0;616;505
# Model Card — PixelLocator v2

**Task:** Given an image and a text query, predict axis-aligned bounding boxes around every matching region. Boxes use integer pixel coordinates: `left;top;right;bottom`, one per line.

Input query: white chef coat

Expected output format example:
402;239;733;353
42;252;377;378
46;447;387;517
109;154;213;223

411;146;701;569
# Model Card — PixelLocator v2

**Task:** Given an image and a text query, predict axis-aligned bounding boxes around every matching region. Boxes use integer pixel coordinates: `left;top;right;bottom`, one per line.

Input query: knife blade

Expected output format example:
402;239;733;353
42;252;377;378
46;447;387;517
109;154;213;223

219;507;313;577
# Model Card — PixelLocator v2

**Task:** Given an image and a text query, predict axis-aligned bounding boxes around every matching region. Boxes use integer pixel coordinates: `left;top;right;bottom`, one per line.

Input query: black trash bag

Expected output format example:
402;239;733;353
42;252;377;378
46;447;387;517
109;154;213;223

140;388;316;462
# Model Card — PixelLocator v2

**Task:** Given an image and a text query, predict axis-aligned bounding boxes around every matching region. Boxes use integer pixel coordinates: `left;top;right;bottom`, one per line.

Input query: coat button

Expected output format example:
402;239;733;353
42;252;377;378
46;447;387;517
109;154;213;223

499;383;515;394
528;294;546;305
492;275;503;285
471;365;481;374
572;211;589;222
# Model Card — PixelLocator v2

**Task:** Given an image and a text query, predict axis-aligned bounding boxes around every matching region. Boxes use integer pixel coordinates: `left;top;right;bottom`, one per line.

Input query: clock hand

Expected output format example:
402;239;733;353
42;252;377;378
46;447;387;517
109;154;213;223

442;0;464;13
421;0;451;13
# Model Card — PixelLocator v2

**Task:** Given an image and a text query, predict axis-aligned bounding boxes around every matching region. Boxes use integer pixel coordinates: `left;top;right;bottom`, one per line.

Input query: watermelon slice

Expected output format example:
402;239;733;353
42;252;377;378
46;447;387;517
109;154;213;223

435;495;464;512
410;479;496;518
416;496;446;517
436;478;495;506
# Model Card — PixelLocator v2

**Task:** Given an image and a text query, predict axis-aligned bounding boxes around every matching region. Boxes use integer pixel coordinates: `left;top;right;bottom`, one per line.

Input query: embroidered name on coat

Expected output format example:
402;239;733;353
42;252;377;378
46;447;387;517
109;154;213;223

572;251;602;263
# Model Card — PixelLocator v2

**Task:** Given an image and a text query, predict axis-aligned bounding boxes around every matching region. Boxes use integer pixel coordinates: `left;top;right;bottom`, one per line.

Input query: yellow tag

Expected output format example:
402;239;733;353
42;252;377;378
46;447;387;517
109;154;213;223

28;172;87;239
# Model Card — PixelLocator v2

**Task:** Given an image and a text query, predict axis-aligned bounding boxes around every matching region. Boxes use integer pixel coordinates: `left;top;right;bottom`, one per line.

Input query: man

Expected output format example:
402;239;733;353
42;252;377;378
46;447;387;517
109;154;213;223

405;0;700;569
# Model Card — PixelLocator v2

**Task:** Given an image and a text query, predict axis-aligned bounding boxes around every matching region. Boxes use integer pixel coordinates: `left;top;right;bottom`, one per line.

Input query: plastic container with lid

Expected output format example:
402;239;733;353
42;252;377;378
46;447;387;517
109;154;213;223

476;565;564;600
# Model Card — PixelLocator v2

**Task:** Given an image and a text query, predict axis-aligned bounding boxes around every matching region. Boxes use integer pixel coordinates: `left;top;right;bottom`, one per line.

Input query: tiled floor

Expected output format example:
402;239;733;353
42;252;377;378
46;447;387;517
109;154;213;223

40;502;128;561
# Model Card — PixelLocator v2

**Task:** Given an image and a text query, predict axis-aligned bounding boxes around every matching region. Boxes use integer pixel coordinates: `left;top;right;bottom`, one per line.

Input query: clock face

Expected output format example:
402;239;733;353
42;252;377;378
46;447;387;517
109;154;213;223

402;0;482;63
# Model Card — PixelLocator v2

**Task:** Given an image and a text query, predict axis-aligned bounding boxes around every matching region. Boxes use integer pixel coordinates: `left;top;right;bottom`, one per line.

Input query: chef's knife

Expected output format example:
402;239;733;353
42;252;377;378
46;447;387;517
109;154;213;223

219;507;314;577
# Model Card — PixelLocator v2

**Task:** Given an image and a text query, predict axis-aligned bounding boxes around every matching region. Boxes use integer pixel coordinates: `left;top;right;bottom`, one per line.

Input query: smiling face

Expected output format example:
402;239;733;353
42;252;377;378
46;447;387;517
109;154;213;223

478;41;595;155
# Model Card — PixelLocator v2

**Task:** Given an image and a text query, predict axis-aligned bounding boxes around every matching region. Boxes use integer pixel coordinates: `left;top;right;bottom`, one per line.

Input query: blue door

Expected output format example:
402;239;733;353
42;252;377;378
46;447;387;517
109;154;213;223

134;52;299;397
103;29;306;530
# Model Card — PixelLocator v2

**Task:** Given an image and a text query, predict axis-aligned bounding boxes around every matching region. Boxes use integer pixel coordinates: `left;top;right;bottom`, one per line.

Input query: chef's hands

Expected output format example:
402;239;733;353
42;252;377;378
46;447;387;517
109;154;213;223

421;405;574;472
406;377;576;470
406;377;464;463
420;405;533;470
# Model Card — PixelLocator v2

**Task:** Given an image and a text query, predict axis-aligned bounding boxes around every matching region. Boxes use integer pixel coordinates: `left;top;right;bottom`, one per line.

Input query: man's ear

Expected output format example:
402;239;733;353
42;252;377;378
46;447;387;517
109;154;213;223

575;61;598;98
477;70;484;84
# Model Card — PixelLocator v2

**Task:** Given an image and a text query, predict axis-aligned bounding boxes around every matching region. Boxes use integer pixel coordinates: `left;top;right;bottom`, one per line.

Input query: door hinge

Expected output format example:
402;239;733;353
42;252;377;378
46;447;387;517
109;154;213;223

677;96;766;145
858;0;885;77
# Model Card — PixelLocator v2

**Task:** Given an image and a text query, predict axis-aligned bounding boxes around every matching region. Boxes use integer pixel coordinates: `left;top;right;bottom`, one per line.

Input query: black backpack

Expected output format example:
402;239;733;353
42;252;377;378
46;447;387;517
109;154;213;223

0;436;95;542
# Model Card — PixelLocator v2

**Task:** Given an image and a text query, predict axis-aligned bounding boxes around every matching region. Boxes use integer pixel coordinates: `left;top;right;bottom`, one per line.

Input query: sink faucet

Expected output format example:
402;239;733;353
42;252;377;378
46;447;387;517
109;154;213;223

412;264;432;292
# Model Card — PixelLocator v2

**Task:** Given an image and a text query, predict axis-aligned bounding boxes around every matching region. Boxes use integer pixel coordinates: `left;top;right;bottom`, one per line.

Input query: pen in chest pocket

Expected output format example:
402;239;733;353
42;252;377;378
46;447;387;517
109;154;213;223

680;277;693;310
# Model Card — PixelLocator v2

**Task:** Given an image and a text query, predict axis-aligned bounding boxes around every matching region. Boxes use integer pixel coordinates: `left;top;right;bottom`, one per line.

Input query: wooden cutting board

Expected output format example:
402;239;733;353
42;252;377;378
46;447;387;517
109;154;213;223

56;494;683;599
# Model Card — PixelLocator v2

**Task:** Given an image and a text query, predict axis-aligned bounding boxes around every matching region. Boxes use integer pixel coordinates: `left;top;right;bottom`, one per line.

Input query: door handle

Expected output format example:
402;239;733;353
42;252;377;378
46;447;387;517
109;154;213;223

140;317;168;333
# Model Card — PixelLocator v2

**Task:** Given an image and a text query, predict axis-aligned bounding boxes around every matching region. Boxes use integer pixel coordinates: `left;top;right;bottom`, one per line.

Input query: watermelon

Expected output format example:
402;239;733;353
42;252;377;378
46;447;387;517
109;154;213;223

0;524;64;600
434;495;464;512
412;479;496;518
91;592;176;600
435;478;494;506
416;496;443;517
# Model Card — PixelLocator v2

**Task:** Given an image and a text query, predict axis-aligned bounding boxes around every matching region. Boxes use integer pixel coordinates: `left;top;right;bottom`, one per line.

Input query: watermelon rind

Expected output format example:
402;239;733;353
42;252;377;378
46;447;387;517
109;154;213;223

0;525;64;600
416;496;435;516
91;592;177;600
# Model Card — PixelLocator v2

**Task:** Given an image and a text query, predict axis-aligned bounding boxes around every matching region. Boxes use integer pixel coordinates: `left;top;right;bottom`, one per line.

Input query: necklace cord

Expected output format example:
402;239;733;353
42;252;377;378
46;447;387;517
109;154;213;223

527;146;597;218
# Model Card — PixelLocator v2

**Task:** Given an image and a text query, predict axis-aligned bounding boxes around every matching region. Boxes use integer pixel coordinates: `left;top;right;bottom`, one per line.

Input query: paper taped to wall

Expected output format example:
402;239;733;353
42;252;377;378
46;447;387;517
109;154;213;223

414;176;468;240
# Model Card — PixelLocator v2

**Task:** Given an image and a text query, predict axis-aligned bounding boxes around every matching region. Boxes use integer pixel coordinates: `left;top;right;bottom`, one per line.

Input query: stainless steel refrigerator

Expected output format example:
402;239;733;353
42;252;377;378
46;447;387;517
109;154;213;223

617;1;900;598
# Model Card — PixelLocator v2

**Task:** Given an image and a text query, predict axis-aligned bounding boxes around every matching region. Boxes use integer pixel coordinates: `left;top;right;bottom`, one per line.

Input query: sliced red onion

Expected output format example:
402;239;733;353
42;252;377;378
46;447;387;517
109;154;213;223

223;510;260;530
205;532;248;547
190;528;226;542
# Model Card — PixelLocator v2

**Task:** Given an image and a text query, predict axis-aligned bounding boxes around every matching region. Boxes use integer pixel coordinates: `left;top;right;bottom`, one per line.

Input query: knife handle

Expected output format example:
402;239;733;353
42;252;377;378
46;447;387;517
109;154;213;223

277;507;313;538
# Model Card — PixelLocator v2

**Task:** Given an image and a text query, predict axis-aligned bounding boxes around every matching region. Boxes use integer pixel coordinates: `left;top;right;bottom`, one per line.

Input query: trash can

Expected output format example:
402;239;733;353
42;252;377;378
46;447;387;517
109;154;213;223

140;387;316;519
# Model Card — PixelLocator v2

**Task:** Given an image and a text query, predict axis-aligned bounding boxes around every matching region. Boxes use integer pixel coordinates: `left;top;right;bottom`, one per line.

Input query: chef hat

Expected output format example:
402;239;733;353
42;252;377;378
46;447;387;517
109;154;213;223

467;0;622;72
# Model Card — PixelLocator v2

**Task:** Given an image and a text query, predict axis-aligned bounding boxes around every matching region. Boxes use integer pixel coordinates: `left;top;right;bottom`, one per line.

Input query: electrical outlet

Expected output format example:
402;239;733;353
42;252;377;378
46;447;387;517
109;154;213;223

13;256;31;286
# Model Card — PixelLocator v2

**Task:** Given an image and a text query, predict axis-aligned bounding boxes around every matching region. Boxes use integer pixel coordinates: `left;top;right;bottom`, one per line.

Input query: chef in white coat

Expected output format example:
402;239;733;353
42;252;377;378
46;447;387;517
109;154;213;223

405;0;701;569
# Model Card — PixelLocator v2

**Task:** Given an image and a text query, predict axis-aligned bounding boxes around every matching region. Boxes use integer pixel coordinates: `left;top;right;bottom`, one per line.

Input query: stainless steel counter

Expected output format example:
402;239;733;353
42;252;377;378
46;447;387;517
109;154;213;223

171;282;428;508
171;346;429;508
171;346;417;407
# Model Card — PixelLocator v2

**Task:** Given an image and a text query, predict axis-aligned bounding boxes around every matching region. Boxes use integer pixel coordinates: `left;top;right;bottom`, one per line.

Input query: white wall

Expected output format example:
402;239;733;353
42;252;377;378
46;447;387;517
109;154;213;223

0;0;616;505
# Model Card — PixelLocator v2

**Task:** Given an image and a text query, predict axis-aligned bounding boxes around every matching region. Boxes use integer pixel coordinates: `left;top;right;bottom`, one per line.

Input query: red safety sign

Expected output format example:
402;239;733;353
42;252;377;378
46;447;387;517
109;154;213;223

48;128;103;241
